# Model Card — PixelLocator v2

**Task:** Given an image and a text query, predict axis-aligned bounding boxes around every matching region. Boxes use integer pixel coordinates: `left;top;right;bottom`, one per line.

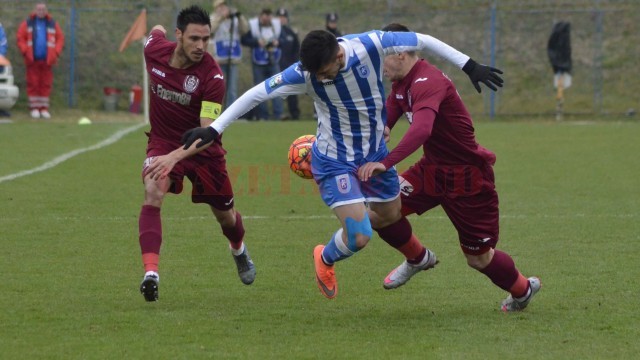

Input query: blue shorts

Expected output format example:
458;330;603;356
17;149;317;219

311;145;400;209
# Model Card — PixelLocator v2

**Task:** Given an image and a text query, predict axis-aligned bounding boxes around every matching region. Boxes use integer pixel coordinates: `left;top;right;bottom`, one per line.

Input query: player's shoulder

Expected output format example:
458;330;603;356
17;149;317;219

414;60;449;82
267;62;305;90
195;54;226;84
144;30;173;56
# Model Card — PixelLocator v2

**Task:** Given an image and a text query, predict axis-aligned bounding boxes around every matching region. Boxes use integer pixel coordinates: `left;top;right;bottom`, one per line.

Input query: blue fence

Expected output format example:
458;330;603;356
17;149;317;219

1;0;637;118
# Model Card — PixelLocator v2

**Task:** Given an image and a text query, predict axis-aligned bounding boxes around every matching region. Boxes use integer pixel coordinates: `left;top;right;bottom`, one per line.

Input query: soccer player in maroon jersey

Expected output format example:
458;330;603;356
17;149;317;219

358;23;540;312
137;5;255;302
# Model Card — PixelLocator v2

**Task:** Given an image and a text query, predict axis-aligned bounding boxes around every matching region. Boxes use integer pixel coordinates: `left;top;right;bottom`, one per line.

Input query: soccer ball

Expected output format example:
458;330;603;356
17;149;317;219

288;135;316;179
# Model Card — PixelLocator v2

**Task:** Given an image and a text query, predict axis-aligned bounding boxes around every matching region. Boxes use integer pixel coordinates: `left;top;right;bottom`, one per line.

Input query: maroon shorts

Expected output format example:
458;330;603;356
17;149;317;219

399;161;499;255
143;140;235;210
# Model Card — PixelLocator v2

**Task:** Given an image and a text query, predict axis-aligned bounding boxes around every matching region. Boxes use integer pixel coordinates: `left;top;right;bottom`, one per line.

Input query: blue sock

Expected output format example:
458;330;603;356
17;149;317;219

322;229;354;265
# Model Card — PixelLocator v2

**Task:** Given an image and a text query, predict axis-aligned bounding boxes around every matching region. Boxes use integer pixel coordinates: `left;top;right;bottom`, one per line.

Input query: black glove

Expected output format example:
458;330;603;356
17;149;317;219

181;127;219;150
462;58;504;93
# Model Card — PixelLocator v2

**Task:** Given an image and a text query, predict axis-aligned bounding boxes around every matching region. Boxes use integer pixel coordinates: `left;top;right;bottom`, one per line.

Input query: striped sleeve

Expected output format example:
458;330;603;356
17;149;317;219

380;31;470;69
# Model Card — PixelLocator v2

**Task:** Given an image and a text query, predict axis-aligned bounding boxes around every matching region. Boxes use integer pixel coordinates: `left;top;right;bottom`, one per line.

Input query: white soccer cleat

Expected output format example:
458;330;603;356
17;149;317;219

383;249;438;289
501;276;541;312
40;110;51;119
30;109;40;119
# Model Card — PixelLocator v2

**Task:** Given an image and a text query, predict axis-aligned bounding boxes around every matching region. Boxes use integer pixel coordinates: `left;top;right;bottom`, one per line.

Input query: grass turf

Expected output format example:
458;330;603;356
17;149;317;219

0;116;638;359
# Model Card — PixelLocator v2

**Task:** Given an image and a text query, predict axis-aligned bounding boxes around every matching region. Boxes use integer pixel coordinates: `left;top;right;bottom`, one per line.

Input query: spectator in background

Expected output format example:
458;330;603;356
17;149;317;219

209;0;249;109
325;12;341;37
241;8;284;120
276;7;300;120
0;21;7;67
16;2;64;119
0;21;10;117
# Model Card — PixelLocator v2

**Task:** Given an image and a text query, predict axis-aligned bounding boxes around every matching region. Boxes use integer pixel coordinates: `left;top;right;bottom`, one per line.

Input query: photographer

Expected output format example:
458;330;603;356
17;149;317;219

241;8;284;120
209;0;249;109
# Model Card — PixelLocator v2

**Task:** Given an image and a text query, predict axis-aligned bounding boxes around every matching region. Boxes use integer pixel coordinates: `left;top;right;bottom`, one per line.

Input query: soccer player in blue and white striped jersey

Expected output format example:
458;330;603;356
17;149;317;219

175;28;503;299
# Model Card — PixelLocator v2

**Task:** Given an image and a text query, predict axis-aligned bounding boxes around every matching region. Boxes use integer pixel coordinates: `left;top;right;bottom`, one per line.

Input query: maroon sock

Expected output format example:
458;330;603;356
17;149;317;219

139;205;162;271
479;250;520;292
375;217;412;247
375;217;425;262
222;211;245;250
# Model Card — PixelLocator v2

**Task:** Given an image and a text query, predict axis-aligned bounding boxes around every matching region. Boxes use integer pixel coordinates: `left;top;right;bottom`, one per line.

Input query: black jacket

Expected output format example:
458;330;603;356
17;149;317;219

278;25;300;69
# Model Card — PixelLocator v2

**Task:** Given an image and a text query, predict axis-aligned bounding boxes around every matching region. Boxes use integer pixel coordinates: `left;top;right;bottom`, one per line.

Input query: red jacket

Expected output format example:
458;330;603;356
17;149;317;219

16;13;65;66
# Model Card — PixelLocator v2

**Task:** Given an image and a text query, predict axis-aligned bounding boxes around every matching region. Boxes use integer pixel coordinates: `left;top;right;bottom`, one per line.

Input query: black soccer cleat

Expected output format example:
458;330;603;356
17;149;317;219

140;272;159;302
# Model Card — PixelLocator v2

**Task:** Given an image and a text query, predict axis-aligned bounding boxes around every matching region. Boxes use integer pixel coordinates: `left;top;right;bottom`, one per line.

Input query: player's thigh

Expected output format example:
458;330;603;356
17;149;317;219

399;166;441;215
361;165;400;202
316;171;365;209
441;189;500;254
144;144;187;195
185;157;235;210
368;196;402;228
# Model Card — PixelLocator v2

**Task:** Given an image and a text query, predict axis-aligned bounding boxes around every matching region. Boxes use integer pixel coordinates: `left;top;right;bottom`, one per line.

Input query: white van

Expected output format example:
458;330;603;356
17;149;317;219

0;55;20;111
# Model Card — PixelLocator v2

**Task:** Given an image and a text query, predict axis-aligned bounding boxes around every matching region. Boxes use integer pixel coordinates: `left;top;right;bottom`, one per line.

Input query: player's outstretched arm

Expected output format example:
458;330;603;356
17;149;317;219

413;33;503;93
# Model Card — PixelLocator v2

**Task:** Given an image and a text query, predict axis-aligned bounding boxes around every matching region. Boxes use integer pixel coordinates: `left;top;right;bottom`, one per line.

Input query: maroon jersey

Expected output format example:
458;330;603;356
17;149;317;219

144;29;226;155
384;59;496;170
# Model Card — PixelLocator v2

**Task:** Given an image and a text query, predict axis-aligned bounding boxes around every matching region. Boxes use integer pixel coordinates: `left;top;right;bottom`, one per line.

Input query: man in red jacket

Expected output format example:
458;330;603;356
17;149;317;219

16;2;64;119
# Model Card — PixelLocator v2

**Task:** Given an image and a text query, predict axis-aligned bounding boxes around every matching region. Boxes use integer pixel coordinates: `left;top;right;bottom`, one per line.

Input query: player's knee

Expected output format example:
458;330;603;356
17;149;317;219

464;249;493;270
213;208;236;227
466;257;485;270
144;186;165;207
144;177;169;203
345;214;373;251
369;199;402;229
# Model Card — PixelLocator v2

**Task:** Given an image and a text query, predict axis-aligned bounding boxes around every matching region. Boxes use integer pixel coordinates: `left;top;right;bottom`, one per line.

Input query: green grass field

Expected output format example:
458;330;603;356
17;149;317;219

1;113;639;359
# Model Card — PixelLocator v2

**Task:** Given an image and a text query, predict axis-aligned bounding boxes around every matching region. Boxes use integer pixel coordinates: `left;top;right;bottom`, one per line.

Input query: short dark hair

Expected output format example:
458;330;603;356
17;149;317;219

176;5;211;33
382;23;410;32
300;30;339;73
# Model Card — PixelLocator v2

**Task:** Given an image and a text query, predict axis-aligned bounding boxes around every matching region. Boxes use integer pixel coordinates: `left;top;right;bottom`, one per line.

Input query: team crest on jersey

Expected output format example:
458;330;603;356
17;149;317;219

268;74;284;89
183;75;199;94
357;64;370;78
336;174;352;194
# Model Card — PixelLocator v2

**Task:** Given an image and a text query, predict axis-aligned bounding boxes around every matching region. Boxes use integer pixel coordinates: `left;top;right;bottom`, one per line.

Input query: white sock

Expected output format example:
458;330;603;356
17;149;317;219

230;242;245;256
515;286;532;302
144;271;159;281
333;229;354;256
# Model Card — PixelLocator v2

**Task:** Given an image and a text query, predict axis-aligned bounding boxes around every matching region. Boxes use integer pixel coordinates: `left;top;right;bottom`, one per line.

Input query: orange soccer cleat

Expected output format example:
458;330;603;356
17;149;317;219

313;245;337;299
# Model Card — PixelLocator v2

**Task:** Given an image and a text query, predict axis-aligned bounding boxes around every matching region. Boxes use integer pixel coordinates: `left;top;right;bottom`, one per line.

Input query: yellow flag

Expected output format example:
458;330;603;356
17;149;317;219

119;9;147;52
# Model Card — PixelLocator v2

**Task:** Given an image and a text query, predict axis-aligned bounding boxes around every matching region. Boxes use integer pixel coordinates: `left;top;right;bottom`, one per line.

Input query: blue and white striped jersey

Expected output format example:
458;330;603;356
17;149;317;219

210;30;470;163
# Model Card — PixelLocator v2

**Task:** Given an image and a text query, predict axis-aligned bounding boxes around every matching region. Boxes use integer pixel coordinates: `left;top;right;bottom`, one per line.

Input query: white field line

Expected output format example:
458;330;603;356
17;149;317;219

0;123;145;184
24;213;637;222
